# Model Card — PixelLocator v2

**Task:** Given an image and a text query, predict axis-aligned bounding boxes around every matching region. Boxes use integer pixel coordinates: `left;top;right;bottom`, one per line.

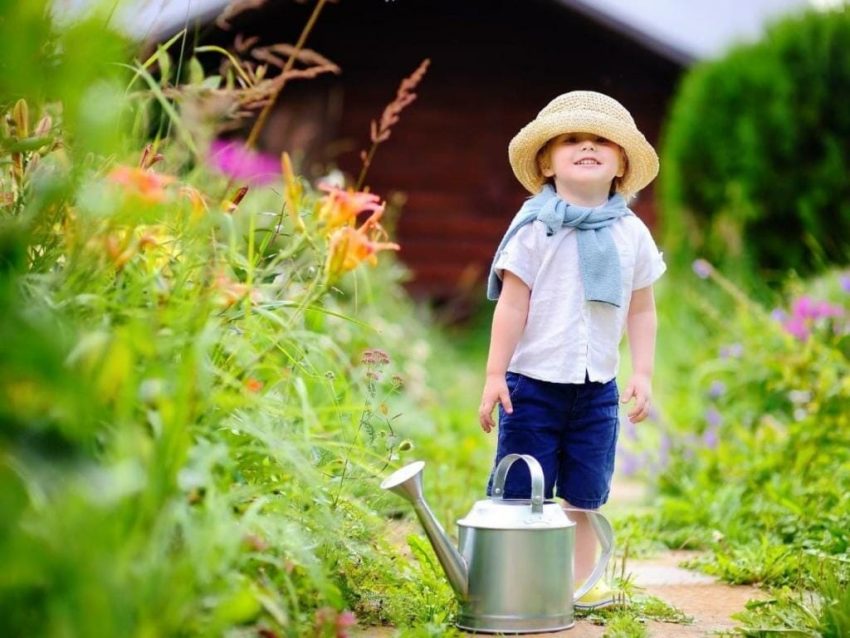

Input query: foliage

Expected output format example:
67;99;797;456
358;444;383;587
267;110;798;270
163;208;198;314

0;4;459;636
660;7;850;289
647;260;850;635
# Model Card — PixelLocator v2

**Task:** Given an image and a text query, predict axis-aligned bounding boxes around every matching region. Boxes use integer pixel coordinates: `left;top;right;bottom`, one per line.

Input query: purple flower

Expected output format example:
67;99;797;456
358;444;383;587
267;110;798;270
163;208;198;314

705;407;722;428
617;449;640;477
702;425;719;449
208;139;281;185
692;258;713;280
647;403;661;422
681;434;697;460
719;343;744;359
657;438;670;469
841;274;850;294
621;413;638;441
708;380;726;399
771;308;787;322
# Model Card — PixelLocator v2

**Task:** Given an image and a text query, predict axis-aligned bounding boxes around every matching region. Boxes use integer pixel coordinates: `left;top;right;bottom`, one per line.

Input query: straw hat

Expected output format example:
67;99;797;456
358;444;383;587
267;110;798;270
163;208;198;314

508;91;659;196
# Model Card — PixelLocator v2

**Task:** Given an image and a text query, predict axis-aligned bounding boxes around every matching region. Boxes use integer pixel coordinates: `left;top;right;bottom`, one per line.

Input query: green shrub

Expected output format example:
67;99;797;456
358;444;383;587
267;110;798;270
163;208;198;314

660;7;850;288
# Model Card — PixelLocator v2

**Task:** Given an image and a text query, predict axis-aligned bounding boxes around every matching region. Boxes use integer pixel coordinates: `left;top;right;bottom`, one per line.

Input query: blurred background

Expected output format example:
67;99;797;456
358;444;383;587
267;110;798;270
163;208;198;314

52;0;844;305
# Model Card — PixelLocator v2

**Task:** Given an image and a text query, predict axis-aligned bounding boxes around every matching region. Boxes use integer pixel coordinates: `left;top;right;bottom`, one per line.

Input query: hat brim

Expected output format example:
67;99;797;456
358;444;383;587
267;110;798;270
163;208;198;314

508;110;659;196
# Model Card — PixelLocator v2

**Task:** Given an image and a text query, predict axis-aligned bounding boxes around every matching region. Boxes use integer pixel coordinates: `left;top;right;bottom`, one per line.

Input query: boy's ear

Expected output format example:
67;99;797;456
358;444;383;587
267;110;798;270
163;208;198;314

617;151;628;178
536;142;554;177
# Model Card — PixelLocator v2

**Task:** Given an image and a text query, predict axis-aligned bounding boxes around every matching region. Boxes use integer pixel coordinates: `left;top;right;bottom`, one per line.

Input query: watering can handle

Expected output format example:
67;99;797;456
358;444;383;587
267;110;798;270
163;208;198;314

565;508;615;603
491;453;545;514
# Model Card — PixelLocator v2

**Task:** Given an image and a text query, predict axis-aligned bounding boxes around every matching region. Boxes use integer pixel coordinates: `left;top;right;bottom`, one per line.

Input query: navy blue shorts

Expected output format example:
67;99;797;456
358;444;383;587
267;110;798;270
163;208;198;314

486;371;620;509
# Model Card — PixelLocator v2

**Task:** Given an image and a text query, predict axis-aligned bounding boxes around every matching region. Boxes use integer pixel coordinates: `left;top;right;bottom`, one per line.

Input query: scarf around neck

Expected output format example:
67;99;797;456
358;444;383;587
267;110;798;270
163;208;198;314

486;184;633;307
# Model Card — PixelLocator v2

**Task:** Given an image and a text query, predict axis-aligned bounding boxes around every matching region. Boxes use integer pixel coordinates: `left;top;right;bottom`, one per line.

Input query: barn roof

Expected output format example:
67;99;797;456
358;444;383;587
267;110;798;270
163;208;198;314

55;0;822;63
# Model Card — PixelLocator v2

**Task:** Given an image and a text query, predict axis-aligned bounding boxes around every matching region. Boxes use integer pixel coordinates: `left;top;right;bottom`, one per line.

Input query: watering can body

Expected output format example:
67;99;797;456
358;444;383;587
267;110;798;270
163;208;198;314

381;454;614;634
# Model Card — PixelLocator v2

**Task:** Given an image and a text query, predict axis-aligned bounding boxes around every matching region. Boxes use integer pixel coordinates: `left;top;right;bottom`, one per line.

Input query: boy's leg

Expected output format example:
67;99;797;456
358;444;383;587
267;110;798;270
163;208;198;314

562;503;597;582
555;377;620;582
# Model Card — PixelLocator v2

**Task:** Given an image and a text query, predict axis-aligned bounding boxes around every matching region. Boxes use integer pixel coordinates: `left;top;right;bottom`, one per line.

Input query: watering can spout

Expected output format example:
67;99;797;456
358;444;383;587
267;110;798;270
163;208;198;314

380;461;468;598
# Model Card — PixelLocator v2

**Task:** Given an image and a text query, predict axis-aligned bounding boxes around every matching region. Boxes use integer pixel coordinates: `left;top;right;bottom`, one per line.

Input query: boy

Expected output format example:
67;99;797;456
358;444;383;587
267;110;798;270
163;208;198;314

479;91;666;609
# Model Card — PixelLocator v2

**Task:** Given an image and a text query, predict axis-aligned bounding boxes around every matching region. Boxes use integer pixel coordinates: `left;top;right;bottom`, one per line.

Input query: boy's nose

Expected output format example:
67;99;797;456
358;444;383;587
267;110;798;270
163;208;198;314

581;139;596;150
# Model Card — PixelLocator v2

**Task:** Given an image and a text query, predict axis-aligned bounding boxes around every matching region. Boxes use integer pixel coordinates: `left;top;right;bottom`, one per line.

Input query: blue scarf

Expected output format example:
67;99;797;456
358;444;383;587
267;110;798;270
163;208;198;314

486;184;633;307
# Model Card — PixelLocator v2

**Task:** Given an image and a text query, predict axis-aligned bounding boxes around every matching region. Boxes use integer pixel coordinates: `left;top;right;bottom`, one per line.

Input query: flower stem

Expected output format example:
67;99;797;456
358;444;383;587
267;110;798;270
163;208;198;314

355;142;379;191
244;0;329;150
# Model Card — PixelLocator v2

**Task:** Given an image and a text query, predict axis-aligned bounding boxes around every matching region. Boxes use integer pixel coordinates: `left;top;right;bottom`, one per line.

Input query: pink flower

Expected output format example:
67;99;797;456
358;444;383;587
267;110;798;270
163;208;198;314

208;139;280;185
783;316;811;341
781;295;844;340
813;300;843;319
336;611;357;637
791;296;843;320
313;607;357;638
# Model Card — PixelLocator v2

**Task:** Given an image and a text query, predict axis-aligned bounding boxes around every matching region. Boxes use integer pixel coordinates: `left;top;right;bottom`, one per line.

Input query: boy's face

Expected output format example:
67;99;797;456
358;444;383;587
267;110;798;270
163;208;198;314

540;132;626;194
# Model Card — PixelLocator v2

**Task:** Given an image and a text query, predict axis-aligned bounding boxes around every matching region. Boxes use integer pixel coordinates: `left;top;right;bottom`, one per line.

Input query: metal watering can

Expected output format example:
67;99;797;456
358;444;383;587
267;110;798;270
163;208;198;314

380;454;614;634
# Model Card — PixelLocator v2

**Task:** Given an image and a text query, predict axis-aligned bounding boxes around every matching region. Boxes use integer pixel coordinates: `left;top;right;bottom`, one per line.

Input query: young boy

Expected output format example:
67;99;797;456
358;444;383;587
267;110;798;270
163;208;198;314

479;91;666;609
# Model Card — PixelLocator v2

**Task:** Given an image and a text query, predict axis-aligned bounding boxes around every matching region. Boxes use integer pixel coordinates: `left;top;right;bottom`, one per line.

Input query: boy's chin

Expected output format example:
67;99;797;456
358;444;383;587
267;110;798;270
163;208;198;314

555;176;616;190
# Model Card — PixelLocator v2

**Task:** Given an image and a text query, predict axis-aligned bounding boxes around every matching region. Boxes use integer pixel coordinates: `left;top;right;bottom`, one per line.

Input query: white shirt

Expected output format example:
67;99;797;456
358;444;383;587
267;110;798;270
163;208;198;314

494;216;666;384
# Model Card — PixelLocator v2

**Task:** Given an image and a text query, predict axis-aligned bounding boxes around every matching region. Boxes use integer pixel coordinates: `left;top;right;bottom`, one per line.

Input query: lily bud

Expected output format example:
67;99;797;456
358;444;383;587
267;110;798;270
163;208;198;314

12;99;29;138
222;186;249;213
34;114;52;138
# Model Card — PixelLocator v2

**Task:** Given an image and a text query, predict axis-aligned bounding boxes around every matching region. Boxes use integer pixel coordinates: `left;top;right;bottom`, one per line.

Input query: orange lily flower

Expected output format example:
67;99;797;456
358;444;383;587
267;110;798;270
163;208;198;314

213;272;262;308
104;229;136;269
325;206;400;280
107;165;174;203
180;186;208;221
102;224;176;272
317;184;382;234
244;378;263;393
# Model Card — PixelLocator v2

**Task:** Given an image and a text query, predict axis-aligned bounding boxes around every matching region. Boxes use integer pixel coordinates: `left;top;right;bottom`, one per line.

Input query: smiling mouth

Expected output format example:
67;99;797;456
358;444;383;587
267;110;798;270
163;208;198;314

575;159;601;165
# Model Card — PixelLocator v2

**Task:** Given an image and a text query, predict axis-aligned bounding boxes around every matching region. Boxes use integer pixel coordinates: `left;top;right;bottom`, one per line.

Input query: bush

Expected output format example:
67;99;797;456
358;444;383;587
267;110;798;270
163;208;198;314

660;7;850;289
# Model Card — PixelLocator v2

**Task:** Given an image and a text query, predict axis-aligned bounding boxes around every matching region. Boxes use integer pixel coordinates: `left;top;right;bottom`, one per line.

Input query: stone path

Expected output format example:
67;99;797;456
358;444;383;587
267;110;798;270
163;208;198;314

559;550;763;637
356;478;764;637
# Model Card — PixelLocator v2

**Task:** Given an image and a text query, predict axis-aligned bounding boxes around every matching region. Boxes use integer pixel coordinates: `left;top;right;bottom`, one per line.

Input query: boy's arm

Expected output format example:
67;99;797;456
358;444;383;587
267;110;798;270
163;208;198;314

623;285;657;424
479;271;531;433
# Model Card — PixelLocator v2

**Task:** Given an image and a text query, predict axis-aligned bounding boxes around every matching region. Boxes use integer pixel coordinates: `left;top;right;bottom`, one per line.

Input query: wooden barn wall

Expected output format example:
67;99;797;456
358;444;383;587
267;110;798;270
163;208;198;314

207;0;683;299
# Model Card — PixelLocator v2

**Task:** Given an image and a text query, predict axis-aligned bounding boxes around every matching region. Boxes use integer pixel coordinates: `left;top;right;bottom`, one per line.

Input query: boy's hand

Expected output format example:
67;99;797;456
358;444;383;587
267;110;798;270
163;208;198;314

479;374;513;433
620;374;652;423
